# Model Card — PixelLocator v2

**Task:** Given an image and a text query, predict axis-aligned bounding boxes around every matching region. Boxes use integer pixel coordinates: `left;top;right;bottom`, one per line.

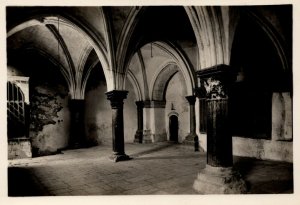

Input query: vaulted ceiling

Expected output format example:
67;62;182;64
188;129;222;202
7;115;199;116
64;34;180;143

7;6;292;98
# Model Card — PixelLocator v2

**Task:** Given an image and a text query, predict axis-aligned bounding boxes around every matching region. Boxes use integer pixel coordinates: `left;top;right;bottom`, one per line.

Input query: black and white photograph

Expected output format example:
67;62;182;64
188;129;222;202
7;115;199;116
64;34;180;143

1;0;299;204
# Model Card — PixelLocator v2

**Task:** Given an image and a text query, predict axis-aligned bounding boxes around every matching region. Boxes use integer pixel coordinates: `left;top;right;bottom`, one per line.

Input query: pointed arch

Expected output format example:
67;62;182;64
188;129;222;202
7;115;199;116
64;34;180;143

115;6;147;89
244;10;290;72
126;70;143;101
184;6;231;70
150;63;179;101
7;13;113;98
152;41;196;96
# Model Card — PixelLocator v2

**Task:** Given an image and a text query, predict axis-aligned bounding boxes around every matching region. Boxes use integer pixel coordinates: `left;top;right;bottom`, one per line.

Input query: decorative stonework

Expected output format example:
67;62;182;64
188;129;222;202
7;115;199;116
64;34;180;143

203;77;227;99
196;64;237;99
194;64;247;194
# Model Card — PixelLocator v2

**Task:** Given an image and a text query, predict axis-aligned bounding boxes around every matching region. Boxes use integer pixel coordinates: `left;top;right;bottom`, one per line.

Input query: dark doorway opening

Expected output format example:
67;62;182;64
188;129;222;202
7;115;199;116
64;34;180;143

169;115;178;142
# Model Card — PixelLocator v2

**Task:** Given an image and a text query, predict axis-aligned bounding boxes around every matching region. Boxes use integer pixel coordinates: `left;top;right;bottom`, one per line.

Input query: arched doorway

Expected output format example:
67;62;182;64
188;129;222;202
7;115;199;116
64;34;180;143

169;115;178;142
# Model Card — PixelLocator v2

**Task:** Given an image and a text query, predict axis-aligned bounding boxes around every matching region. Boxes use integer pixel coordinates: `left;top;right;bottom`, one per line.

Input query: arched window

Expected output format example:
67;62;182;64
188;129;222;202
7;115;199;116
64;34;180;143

7;81;26;138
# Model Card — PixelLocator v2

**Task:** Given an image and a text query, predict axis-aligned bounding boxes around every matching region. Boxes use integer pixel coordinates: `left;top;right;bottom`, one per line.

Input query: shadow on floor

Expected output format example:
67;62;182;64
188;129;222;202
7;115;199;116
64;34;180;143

130;143;176;157
233;157;293;194
132;154;202;160
7;145;293;196
8;167;47;196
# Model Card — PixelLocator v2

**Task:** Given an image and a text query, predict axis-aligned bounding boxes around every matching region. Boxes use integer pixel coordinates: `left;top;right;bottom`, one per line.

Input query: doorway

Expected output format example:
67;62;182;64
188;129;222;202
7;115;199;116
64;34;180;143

169;115;178;142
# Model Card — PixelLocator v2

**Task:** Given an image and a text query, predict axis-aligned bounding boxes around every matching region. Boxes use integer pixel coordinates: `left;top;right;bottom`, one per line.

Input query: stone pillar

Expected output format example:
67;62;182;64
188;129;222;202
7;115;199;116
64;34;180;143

69;99;85;149
106;90;131;162
193;65;247;194
142;100;167;143
184;96;199;151
134;101;144;143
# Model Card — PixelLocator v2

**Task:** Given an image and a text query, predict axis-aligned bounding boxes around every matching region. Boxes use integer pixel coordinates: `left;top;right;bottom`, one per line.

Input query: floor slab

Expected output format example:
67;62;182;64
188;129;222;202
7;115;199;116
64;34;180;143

8;142;293;196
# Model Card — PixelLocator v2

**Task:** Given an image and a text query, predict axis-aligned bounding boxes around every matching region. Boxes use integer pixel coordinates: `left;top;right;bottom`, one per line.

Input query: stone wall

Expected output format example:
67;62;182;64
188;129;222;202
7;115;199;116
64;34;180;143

165;72;189;143
8;139;32;159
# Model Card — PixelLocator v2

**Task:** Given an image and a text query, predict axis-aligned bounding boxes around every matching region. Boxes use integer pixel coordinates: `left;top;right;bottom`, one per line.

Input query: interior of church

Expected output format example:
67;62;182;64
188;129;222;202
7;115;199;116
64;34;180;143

6;5;293;195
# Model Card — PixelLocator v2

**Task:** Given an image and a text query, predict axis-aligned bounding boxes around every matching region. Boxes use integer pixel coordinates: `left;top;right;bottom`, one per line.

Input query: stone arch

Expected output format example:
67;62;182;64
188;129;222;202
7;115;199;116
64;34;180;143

184;6;228;70
7;14;113;96
23;47;71;90
153;41;196;96
150;63;179;101
116;7;147;77
126;70;143;101
118;7;197;92
244;10;291;72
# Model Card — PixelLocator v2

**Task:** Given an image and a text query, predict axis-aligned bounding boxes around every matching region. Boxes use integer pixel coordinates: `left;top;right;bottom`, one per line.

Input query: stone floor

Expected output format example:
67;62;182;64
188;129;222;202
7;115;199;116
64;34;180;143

8;142;293;196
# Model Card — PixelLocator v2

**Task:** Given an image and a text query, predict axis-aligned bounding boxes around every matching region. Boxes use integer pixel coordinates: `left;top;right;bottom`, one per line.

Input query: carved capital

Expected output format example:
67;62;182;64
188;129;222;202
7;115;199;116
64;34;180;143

106;90;128;109
196;65;237;99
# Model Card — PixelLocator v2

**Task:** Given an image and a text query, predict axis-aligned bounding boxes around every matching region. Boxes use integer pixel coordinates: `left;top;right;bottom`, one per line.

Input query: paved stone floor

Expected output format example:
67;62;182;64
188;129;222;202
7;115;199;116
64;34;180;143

8;142;293;196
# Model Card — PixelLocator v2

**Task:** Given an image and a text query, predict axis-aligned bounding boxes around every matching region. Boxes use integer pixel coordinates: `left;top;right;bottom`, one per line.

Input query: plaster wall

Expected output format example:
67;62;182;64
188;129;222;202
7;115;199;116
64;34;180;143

165;72;189;143
150;107;166;142
198;133;292;162
84;77;137;145
232;137;292;162
84;81;112;146
30;84;70;156
124;79;138;143
272;92;292;141
197;92;293;162
8;65;71;157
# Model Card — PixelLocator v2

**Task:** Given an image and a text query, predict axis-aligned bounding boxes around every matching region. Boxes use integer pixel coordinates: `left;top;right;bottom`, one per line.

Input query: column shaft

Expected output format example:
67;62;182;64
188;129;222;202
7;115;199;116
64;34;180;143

134;101;144;143
206;98;232;167
106;90;131;162
184;96;199;151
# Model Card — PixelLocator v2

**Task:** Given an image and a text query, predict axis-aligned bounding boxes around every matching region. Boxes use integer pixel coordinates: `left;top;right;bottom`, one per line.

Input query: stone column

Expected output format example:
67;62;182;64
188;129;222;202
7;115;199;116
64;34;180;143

134;101;144;143
69;99;85;149
106;90;131;162
193;65;247;194
184;96;199;151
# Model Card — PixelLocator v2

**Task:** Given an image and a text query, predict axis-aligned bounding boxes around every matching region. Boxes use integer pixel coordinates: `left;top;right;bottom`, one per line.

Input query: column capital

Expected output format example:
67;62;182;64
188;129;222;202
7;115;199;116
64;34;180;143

196;64;237;99
69;99;85;110
106;90;128;109
135;101;144;108
185;95;196;105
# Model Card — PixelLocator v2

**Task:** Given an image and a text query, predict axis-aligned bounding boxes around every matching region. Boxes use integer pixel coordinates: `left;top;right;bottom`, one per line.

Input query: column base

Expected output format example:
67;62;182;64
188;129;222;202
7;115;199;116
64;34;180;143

134;130;143;143
183;133;201;152
193;165;247;194
143;130;153;143
109;153;132;162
